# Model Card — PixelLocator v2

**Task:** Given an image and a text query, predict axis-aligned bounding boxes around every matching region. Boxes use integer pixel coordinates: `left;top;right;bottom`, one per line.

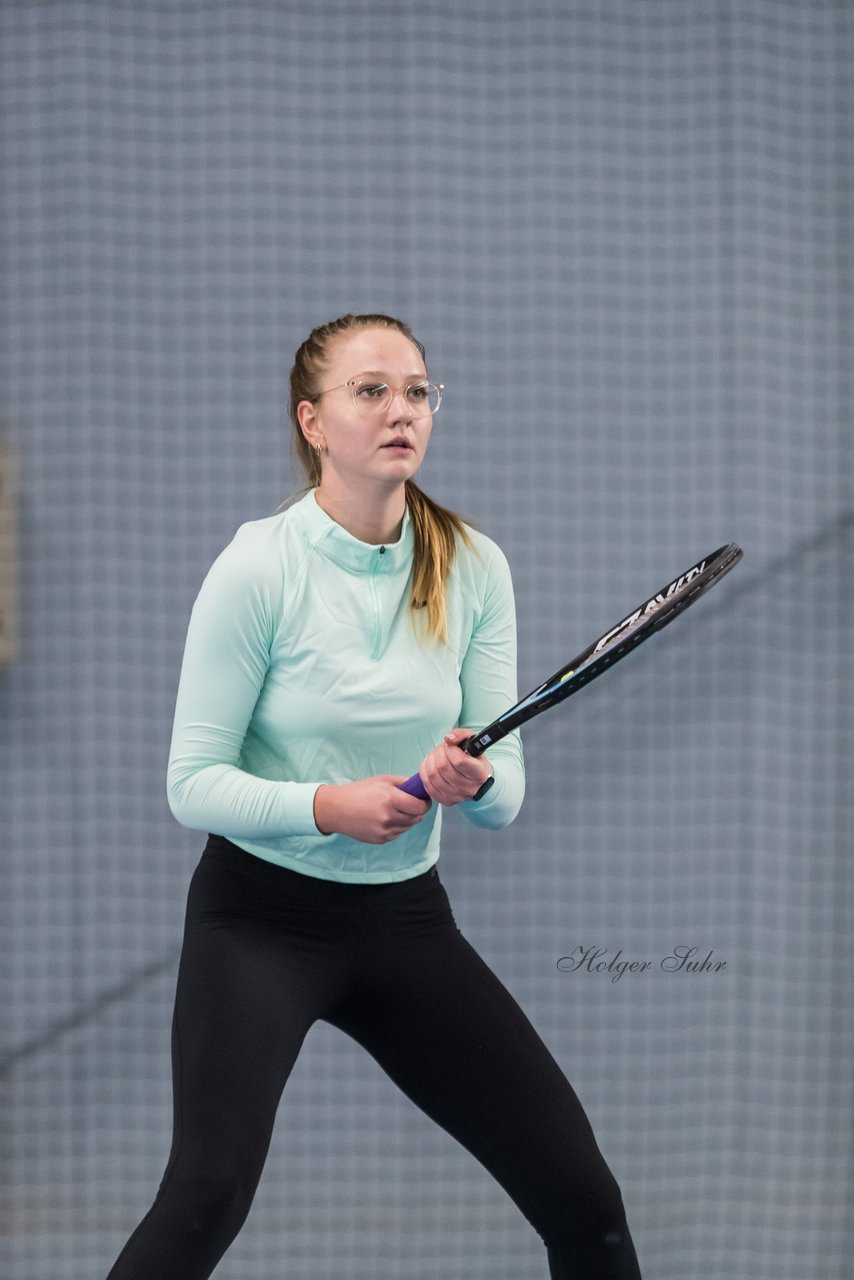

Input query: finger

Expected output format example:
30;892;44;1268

418;767;451;805
432;754;460;786
443;727;476;745
390;812;426;837
382;774;431;810
421;764;465;806
435;747;481;786
421;754;458;797
421;746;478;801
444;746;482;777
390;788;431;817
426;752;487;804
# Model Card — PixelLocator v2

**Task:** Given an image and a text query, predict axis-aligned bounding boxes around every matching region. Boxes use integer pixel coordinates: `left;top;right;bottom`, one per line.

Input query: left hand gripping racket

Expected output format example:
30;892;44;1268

398;542;743;801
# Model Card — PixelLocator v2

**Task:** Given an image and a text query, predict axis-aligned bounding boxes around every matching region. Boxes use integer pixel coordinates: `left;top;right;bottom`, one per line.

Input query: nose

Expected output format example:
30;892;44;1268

388;390;414;422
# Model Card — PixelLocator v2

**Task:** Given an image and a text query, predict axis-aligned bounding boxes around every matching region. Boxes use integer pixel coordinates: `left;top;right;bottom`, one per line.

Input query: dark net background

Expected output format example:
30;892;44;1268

1;3;851;1278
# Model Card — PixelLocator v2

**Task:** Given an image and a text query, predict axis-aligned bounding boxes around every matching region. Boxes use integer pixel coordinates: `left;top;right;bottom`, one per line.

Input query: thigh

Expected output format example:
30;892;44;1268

167;849;354;1176
329;880;615;1228
104;851;364;1280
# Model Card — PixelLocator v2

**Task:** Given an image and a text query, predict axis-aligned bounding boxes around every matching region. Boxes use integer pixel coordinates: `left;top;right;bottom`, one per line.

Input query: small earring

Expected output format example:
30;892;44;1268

315;442;324;455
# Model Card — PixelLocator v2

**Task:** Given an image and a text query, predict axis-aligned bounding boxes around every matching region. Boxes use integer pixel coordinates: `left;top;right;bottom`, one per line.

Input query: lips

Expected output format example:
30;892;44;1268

382;438;412;450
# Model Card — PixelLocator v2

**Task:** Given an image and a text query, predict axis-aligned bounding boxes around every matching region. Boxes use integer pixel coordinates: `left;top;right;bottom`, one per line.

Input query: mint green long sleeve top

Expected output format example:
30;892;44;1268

166;488;525;882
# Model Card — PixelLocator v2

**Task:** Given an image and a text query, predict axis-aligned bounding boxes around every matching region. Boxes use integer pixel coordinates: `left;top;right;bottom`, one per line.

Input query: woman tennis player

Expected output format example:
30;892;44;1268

105;313;643;1279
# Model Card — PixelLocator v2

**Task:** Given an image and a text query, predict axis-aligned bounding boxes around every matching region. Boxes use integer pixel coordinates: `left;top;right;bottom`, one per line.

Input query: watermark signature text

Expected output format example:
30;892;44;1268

556;945;727;983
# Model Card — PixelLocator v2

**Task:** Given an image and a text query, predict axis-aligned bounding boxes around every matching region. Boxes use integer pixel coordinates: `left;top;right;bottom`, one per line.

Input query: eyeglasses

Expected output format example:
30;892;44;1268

314;375;444;418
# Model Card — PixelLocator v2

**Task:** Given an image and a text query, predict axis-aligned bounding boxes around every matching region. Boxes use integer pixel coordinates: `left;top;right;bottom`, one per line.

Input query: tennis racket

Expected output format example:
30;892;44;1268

398;542;743;801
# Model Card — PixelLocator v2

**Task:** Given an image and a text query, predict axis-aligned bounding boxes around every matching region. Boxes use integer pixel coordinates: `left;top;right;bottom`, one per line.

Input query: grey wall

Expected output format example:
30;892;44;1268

2;3;851;1277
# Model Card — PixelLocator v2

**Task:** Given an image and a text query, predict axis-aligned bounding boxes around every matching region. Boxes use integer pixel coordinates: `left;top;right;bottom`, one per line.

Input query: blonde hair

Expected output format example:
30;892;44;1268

283;312;477;645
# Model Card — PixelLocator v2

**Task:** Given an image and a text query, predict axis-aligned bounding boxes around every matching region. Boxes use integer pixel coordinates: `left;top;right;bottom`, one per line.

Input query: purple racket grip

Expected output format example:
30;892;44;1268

398;772;429;801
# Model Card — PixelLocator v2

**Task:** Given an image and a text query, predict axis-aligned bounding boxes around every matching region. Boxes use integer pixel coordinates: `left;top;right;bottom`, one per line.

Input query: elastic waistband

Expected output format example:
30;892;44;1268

200;832;439;901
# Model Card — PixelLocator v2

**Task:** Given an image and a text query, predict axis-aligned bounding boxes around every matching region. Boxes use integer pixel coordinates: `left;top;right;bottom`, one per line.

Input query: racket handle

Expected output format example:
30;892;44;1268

398;772;429;800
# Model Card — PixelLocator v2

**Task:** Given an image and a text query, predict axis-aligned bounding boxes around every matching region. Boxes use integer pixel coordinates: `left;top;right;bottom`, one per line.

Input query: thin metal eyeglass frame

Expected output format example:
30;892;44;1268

313;376;444;418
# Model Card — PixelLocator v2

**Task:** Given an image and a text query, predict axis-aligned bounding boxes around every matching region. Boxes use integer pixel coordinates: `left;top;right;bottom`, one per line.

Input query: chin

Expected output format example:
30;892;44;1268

379;451;417;466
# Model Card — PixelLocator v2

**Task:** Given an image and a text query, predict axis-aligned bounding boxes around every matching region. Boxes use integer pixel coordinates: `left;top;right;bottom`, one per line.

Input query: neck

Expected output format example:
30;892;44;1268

313;481;407;546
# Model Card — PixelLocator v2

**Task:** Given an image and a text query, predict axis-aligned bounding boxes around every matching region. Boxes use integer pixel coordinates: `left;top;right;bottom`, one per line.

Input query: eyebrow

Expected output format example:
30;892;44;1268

355;370;428;381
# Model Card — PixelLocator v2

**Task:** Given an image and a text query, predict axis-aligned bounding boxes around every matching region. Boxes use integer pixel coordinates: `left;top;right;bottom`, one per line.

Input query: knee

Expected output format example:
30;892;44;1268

171;1165;257;1248
540;1168;631;1257
597;1169;628;1226
555;1160;626;1220
584;1168;630;1244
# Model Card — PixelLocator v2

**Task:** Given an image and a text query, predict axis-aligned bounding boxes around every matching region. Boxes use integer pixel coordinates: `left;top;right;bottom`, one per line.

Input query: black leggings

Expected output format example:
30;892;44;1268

106;835;642;1279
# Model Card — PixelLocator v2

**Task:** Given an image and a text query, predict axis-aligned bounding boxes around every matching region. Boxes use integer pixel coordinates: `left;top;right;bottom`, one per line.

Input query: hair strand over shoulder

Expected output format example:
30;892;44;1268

282;312;478;645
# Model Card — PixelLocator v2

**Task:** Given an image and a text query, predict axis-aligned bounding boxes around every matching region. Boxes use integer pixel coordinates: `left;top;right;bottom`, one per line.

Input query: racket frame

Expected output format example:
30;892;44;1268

397;541;742;798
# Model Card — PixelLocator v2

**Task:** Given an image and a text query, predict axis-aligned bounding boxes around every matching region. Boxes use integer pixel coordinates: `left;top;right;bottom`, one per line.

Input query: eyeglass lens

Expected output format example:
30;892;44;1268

351;379;440;416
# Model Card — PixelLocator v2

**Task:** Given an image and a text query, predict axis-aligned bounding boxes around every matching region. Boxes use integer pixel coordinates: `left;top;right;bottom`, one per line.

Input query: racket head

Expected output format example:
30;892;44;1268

467;542;743;755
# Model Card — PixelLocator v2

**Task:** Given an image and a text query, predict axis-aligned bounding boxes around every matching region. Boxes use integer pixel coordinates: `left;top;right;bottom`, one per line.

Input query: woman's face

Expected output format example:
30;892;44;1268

299;327;434;493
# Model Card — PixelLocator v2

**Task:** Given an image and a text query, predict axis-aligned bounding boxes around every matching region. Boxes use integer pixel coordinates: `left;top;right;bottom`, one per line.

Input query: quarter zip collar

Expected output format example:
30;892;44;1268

291;488;413;575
